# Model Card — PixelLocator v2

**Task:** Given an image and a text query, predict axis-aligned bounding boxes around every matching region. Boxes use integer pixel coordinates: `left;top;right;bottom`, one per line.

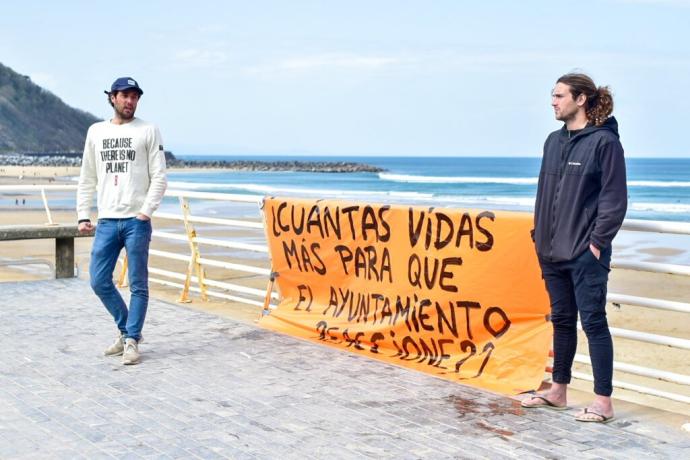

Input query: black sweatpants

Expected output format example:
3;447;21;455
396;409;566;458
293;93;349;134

539;246;613;396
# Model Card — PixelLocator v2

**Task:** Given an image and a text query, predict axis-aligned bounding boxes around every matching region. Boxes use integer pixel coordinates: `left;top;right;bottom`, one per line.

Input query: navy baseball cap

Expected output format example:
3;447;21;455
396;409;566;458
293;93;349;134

104;77;143;95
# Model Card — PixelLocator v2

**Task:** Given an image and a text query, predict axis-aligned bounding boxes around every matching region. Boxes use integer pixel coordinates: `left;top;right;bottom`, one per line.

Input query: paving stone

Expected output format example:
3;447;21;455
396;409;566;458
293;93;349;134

0;278;688;459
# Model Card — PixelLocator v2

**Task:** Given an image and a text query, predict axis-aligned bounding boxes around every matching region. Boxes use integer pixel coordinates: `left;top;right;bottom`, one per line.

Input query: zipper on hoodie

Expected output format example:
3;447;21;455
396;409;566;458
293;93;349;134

549;134;573;261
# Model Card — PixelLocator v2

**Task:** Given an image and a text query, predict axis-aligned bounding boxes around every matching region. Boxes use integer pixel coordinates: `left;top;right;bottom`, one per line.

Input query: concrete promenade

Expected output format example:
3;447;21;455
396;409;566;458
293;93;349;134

1;279;688;459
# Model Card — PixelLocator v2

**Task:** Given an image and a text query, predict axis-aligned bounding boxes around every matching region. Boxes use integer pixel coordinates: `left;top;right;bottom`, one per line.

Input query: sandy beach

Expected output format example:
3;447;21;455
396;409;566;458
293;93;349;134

0;164;233;182
0;166;269;324
1;165;689;416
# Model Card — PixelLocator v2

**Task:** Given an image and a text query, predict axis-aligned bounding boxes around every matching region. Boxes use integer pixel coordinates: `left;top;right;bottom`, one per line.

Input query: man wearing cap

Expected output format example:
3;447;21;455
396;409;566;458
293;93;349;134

77;77;167;365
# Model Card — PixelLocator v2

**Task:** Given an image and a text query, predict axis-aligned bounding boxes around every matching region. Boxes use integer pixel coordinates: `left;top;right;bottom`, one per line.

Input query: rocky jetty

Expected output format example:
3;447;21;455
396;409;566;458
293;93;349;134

0;153;82;167
0;153;385;173
166;159;384;173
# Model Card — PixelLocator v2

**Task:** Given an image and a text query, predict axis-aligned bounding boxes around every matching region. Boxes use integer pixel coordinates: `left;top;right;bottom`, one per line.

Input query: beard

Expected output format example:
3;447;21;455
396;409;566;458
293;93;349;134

555;106;578;123
115;105;135;120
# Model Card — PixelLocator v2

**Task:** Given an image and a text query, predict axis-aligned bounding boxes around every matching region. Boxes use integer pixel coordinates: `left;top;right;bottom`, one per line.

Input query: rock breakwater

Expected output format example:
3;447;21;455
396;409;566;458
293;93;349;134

167;159;384;172
0;153;385;173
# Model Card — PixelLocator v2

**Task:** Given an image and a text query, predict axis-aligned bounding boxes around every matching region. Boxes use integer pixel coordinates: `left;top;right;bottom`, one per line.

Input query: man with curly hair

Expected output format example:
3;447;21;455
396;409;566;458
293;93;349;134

523;73;627;423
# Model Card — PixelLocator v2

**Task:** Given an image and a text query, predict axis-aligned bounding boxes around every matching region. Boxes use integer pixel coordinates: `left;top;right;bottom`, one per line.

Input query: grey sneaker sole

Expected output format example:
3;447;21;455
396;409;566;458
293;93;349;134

104;335;143;357
122;338;141;365
104;350;124;357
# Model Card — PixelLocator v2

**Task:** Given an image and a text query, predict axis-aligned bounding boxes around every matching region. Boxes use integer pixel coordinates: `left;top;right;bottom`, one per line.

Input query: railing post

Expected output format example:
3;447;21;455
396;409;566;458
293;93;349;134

55;237;74;278
40;187;55;225
117;254;129;287
261;271;277;317
179;197;207;302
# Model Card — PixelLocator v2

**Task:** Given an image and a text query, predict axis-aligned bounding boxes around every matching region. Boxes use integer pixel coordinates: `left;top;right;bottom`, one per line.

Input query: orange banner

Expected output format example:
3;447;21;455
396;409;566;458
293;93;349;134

259;197;551;394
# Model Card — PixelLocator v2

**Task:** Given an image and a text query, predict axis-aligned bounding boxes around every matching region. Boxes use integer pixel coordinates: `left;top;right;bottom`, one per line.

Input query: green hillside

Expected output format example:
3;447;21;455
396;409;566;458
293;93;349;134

0;62;99;153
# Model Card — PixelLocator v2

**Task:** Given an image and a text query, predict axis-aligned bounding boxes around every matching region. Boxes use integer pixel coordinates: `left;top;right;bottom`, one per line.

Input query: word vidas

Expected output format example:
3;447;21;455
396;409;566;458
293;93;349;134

409;208;495;251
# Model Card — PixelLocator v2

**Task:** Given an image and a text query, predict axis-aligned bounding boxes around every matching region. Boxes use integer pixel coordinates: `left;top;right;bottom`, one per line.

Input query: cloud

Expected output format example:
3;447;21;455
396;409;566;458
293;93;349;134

430;49;690;73
280;55;404;71
240;47;689;81
243;53;410;77
174;48;228;68
612;0;690;5
196;24;226;34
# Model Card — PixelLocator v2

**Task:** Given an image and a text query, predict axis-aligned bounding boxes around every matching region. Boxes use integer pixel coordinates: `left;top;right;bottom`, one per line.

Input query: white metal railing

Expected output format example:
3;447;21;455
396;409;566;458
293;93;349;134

2;183;689;405
612;260;690;277
149;266;277;299
565;218;690;404
148;248;271;276
0;185;78;192
0;184;76;225
605;325;690;350
164;189;263;203
607;293;690;314
574;354;690;386
612;220;690;276
622;218;690;235
1;183;275;309
139;189;272;307
571;371;690;405
155;212;264;229
148;267;272;308
152;230;269;253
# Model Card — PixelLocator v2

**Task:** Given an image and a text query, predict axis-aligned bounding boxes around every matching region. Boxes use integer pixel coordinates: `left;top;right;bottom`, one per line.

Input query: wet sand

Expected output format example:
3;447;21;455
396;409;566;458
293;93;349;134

0;165;82;180
0;164;296;182
0;208;267;322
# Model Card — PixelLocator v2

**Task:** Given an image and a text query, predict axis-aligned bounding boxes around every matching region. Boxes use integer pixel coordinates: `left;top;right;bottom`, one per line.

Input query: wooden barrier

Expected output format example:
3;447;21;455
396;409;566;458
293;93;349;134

0;224;94;278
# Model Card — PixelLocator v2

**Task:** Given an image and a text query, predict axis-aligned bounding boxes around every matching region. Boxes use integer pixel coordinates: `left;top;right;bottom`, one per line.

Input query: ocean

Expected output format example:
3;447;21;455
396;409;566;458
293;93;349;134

1;155;688;265
168;156;690;223
164;156;690;266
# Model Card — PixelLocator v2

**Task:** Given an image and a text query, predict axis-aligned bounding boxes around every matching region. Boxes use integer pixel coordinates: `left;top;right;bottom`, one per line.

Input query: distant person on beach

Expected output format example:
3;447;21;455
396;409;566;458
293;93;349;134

523;73;627;423
77;77;167;365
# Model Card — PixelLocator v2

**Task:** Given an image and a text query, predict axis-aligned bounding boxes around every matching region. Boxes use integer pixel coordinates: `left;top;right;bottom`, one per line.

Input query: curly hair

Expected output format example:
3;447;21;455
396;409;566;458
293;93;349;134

557;73;614;126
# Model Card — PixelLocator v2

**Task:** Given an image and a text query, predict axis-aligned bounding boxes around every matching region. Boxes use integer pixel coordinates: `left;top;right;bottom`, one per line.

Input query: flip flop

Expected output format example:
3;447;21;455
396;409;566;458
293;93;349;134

575;408;615;423
520;395;568;411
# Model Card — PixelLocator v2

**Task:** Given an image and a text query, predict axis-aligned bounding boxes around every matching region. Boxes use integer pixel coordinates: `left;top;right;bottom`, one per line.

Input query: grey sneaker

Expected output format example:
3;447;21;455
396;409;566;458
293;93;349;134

122;338;140;365
104;334;125;356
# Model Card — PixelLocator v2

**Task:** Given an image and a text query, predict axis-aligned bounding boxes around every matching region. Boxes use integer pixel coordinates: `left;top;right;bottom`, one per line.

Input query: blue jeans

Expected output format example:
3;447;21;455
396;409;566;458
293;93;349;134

89;217;152;341
539;246;613;396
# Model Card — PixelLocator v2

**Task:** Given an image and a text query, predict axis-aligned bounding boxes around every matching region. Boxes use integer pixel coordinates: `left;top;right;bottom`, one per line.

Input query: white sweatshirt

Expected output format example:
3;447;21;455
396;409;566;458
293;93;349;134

77;118;168;220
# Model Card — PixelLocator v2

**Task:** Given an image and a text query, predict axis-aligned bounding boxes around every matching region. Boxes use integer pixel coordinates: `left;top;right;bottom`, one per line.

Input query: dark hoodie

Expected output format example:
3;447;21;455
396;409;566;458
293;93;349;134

533;117;628;263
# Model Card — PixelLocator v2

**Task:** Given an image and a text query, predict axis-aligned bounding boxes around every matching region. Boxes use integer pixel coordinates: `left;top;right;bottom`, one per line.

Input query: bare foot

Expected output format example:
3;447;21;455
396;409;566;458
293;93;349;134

521;393;566;408
577;395;614;421
575;407;615;423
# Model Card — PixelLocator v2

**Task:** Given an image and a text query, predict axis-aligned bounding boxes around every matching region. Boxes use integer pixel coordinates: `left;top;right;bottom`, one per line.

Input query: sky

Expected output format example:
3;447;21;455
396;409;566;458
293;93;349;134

1;1;689;157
